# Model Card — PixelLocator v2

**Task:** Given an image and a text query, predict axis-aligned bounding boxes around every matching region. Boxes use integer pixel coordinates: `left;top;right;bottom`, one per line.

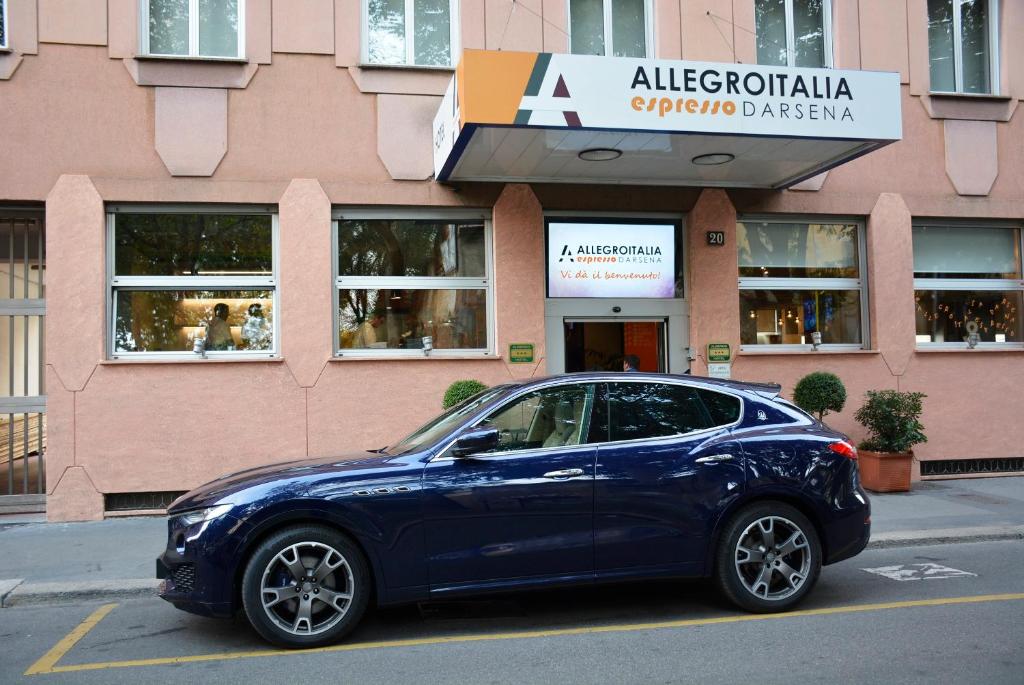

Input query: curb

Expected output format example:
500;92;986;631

866;525;1024;549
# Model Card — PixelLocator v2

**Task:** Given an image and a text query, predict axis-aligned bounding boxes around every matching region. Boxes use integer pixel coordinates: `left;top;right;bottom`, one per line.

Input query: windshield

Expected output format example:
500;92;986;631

386;385;512;455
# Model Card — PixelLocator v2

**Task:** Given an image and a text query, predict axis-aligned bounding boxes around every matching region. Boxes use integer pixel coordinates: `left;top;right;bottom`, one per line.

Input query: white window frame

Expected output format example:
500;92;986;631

0;0;9;51
912;220;1023;349
928;0;1000;95
567;0;654;58
361;0;460;69
106;205;279;360
139;0;247;60
738;215;869;352
333;208;495;358
756;0;834;68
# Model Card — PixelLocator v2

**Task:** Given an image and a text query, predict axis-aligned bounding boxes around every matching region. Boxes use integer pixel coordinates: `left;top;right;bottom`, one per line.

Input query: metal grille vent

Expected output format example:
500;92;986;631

921;458;1024;477
171;563;196;593
104;491;186;512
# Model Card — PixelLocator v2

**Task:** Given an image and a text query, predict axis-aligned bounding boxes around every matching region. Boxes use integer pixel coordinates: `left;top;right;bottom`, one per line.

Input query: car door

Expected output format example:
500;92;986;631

421;382;599;588
593;381;745;575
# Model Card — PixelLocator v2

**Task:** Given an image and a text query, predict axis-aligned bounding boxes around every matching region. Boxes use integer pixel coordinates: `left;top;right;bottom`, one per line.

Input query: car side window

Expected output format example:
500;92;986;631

478;384;596;453
697;388;742;426
608;382;712;442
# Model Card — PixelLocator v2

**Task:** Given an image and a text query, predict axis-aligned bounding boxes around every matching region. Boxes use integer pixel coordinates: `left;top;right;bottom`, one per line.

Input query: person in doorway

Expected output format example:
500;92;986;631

206;303;234;351
623;354;641;372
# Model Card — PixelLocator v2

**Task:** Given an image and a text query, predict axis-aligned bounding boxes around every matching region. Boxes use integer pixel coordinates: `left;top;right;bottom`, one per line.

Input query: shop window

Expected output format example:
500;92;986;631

334;212;493;357
913;223;1023;347
755;0;833;68
141;0;245;59
738;219;867;349
0;0;8;50
108;209;277;358
365;0;458;67
927;0;998;94
569;0;650;58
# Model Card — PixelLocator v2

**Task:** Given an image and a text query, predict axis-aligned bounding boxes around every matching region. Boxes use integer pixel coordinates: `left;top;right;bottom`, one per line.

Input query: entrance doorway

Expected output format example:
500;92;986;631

563;319;667;372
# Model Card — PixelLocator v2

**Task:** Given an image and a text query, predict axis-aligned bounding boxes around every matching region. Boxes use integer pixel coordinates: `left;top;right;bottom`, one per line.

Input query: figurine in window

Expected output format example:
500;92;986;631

206;303;234;351
241;303;272;350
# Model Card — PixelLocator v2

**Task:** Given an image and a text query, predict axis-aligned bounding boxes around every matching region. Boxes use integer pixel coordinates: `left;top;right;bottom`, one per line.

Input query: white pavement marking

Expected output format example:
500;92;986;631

861;563;978;581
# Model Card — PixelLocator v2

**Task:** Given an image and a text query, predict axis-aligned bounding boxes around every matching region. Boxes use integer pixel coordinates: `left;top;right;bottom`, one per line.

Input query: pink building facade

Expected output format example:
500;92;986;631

0;0;1021;521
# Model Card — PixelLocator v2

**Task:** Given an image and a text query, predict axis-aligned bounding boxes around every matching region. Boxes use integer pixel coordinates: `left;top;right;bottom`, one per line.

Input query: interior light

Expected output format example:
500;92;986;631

692;153;735;166
578;148;623;162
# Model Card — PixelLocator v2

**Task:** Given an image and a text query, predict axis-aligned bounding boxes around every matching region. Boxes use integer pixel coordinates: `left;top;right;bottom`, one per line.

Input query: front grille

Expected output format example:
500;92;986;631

921;457;1024;477
104;491;187;512
171;563;196;593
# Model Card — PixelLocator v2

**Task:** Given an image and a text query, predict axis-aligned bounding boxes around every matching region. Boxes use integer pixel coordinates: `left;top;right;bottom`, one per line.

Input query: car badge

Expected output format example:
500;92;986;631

756;410;767;421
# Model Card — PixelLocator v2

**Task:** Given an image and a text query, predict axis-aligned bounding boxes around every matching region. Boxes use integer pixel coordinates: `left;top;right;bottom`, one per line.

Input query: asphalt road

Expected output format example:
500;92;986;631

3;540;1023;685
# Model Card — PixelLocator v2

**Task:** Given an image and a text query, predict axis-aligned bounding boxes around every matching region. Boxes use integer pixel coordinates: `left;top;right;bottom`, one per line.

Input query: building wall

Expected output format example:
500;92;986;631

0;1;1021;520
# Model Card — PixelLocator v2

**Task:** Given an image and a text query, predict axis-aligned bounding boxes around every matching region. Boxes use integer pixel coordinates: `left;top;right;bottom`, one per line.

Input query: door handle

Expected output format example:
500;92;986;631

695;454;735;464
543;468;584;479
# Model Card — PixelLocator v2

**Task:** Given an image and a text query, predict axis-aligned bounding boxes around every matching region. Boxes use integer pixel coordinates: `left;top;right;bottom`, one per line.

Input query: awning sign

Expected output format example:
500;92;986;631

547;222;675;298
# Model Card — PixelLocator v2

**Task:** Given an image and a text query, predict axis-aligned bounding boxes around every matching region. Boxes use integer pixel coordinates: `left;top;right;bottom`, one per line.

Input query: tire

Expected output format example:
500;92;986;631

241;525;370;648
714;501;822;613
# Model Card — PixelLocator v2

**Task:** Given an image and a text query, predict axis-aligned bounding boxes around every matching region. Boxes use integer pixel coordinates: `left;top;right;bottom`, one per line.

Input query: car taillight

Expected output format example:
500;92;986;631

828;441;857;460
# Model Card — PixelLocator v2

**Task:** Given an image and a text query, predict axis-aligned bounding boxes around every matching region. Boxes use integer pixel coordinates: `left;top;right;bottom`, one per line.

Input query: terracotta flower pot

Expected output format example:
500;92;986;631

858;450;913;492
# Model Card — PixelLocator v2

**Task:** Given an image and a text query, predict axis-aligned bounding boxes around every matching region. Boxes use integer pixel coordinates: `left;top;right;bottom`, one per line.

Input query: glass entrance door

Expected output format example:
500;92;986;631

563;318;667;373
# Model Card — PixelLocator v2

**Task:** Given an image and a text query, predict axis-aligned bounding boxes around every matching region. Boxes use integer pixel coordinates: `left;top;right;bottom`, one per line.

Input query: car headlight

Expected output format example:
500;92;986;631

176;503;234;526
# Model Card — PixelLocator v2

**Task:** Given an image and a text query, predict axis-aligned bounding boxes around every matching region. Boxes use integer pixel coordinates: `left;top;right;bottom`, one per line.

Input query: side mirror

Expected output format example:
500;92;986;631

451;426;499;458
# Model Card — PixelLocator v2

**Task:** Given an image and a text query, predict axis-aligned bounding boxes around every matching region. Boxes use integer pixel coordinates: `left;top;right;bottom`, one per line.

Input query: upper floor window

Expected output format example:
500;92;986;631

141;0;245;59
927;0;998;94
0;0;8;50
755;0;832;68
569;0;650;58
108;208;277;358
738;218;867;349
365;0;458;67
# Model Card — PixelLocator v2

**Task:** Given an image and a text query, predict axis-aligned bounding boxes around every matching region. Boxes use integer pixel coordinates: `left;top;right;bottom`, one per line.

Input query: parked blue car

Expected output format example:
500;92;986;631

157;372;870;647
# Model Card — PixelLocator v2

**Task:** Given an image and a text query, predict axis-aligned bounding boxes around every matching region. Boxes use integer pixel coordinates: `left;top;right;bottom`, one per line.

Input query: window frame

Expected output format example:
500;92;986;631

106;204;279;360
912;219;1024;350
138;0;247;60
0;0;9;51
566;0;655;59
360;0;461;69
755;0;834;69
332;207;495;359
737;215;869;352
927;0;1000;95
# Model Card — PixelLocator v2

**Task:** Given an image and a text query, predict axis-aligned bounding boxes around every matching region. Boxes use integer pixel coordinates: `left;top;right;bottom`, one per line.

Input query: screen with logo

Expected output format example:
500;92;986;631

547;222;676;298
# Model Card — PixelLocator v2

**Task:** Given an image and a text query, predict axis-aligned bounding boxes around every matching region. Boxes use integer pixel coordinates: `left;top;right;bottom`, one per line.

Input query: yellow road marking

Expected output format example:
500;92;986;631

26;592;1024;675
24;603;118;676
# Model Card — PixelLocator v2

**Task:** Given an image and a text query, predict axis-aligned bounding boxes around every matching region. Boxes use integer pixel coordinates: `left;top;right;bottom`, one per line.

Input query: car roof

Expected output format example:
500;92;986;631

507;372;782;400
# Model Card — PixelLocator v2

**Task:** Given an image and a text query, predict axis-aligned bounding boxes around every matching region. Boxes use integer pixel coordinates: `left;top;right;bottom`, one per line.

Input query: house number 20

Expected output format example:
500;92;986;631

706;231;726;246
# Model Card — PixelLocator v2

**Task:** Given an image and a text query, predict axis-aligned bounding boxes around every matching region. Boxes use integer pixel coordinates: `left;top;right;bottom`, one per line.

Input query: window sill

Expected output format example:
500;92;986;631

920;92;1018;122
927;91;1012;101
357;62;454;72
134;53;249;64
915;346;1024;353
738;348;879;356
329;354;503;362
101;356;284;365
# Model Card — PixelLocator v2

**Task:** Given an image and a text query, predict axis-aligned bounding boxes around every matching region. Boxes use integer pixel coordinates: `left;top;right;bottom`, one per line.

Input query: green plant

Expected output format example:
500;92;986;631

854;390;927;453
442;380;489;409
793;371;847;421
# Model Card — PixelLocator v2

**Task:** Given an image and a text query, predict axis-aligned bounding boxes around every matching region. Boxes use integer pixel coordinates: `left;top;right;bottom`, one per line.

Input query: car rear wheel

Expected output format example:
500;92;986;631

715;502;821;613
241;525;370;648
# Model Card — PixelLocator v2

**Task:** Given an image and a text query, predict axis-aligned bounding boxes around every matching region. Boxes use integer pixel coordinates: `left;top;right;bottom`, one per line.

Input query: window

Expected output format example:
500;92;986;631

477;384;597;453
334;211;493;356
738;219;867;348
913;223;1023;346
364;0;458;67
927;0;998;94
141;0;245;59
755;0;832;68
108;209;277;358
569;0;650;58
0;0;8;50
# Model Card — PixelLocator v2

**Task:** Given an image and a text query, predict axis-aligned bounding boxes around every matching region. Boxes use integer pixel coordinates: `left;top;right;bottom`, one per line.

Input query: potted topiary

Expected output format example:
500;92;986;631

442;379;489;409
793;371;847;424
853;390;927;492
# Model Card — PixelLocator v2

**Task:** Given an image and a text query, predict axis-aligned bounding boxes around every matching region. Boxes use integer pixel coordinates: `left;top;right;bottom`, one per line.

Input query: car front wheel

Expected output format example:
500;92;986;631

715;502;821;613
241;525;370;648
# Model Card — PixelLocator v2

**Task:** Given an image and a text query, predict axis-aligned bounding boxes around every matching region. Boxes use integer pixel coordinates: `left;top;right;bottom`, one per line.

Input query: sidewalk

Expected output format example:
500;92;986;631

1;477;1022;607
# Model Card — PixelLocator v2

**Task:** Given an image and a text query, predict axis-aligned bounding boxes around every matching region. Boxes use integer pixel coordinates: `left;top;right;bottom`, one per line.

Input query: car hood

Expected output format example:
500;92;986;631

168;451;409;513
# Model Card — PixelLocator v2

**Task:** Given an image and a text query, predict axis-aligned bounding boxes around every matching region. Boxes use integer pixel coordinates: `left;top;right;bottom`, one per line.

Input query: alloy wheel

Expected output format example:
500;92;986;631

259;541;355;636
733;516;811;602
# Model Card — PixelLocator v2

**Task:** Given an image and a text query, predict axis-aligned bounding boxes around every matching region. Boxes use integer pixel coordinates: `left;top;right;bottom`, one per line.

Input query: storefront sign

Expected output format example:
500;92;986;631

707;343;731;362
707;363;732;380
547;222;676;298
508;343;535;363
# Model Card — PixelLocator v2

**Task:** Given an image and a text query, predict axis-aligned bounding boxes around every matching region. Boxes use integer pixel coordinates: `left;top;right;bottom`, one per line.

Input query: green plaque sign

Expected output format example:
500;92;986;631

707;343;732;363
509;343;535;364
